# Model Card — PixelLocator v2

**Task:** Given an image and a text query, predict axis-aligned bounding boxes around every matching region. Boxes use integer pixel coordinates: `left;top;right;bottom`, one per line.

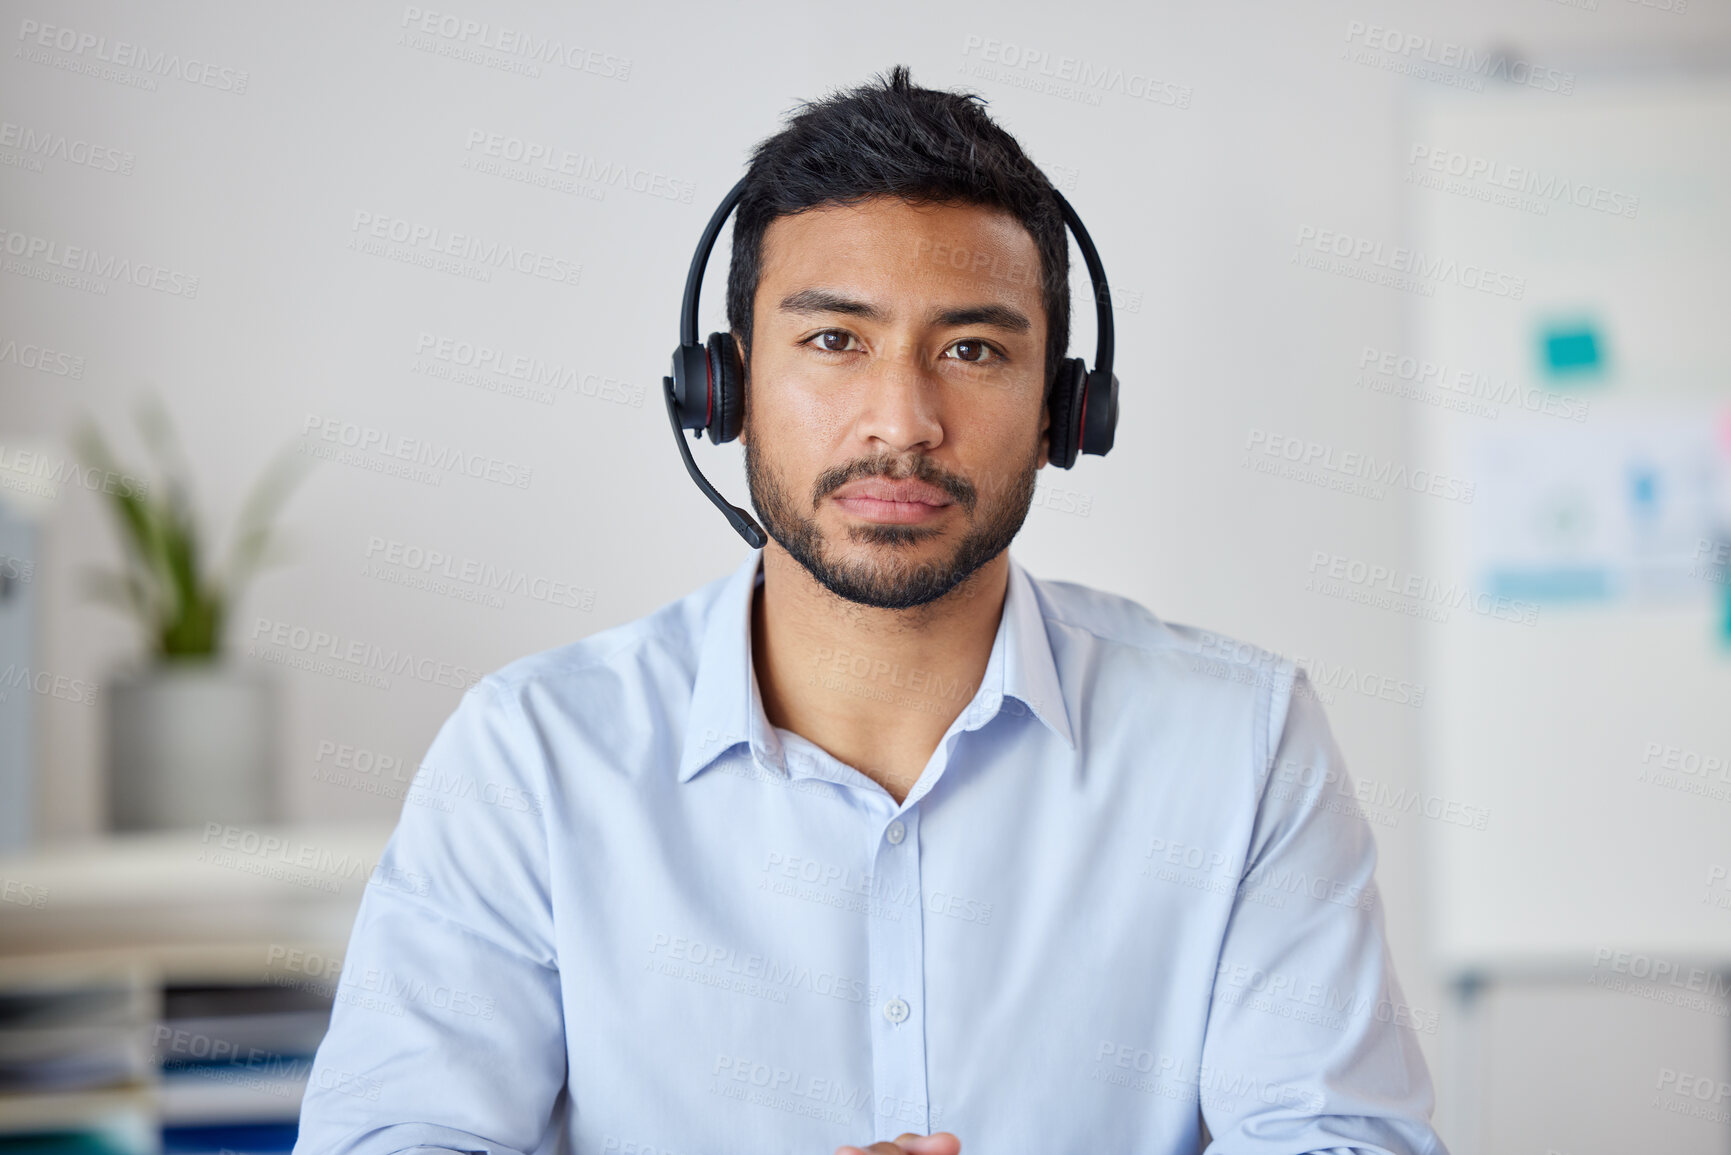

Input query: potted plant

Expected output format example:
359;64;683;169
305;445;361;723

73;394;313;832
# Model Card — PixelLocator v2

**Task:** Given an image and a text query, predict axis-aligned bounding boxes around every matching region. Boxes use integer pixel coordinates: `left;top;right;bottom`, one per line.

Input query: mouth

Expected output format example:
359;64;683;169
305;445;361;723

830;477;956;525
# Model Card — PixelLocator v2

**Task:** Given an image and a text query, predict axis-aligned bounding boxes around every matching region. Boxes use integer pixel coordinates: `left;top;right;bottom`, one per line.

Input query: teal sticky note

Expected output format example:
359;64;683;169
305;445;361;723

1539;322;1604;379
1486;566;1612;602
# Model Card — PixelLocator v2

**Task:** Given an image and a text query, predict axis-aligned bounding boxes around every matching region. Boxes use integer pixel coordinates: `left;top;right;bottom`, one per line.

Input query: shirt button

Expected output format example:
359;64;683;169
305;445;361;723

883;997;910;1024
886;821;905;845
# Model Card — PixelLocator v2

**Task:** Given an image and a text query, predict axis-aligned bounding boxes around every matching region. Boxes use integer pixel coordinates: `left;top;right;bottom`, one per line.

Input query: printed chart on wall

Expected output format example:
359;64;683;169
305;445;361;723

1409;77;1731;973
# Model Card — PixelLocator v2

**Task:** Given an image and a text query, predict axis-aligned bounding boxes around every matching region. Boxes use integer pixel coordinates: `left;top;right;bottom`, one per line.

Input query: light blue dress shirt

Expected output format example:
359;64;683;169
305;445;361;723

294;549;1444;1155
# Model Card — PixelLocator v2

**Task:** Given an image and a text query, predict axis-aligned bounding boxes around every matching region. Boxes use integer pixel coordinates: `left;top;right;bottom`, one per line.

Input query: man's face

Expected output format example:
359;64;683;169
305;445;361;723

738;196;1051;611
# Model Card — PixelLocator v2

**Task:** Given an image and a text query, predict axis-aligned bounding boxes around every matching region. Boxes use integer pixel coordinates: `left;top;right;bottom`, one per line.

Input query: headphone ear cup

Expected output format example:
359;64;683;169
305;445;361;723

706;332;746;444
1079;368;1119;458
1046;358;1088;469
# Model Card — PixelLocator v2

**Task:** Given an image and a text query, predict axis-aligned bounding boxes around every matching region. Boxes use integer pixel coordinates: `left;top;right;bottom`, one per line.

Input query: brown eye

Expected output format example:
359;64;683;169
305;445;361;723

814;331;857;353
947;340;995;364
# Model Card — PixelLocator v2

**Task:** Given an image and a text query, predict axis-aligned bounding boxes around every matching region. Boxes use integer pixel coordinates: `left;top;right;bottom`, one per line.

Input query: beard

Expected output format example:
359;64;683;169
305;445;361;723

743;419;1042;611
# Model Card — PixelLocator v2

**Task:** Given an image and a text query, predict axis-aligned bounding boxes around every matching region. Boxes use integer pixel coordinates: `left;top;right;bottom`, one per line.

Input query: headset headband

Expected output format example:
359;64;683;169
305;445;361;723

678;177;1116;380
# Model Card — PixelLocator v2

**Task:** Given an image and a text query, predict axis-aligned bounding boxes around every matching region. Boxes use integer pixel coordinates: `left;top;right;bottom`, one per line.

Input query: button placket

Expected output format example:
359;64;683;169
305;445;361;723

867;803;927;1138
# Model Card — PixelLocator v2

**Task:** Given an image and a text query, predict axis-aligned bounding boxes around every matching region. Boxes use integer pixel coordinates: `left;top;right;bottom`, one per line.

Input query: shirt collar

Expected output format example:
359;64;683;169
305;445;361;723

677;550;1075;784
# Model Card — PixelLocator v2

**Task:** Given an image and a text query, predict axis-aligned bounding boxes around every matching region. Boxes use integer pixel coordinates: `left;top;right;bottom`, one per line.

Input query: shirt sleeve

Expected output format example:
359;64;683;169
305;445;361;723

1196;664;1446;1155
292;675;566;1155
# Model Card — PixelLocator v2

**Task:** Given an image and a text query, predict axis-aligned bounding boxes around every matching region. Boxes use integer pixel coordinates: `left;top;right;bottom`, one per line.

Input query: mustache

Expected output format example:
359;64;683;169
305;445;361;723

813;455;976;512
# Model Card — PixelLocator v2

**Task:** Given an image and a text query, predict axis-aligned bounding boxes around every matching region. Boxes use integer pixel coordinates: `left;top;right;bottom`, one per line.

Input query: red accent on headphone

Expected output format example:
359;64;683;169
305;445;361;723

1076;382;1089;451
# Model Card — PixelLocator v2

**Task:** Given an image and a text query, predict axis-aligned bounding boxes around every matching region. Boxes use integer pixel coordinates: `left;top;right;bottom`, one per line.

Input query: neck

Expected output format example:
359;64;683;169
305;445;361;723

750;544;1009;804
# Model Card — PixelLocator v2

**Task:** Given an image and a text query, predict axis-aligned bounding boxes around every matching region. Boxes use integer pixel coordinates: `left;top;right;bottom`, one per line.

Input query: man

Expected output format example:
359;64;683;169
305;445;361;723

295;67;1445;1155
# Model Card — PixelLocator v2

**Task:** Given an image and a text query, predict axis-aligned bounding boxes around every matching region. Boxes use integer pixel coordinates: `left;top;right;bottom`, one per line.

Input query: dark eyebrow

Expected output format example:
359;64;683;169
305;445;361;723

778;288;886;321
930;304;1031;333
779;289;1031;334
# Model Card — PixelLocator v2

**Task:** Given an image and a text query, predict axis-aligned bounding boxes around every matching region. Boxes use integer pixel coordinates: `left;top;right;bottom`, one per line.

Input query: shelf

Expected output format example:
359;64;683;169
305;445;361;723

0;822;395;970
0;822;395;1153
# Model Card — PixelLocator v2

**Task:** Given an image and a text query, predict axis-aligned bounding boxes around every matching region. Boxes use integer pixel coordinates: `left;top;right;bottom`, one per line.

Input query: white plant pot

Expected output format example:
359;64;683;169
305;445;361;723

106;660;277;832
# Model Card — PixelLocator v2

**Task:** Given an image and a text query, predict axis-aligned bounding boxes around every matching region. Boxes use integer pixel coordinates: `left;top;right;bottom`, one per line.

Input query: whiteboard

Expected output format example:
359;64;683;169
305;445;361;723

1411;77;1731;974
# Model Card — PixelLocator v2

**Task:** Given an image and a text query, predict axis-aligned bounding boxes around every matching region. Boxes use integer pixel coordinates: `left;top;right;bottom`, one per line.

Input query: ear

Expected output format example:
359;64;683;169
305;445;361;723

732;330;750;446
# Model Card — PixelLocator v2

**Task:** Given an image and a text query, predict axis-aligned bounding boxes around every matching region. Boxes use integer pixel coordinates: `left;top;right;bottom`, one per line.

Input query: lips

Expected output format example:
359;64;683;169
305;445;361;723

831;478;954;507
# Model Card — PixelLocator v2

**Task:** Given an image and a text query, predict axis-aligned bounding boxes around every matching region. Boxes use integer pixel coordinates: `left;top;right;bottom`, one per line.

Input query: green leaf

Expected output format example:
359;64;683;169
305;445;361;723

220;436;317;596
71;401;312;660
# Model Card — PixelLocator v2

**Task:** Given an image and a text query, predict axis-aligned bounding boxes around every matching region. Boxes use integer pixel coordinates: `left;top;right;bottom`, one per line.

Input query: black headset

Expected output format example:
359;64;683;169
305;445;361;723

663;175;1120;549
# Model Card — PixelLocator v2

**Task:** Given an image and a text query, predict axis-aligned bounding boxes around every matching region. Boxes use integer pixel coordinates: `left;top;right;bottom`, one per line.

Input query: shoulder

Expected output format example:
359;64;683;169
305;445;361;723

467;566;735;719
1029;568;1295;681
1023;567;1307;755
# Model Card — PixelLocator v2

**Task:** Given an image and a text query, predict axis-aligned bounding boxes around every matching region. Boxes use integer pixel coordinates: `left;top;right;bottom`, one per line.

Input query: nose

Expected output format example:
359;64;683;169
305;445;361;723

853;349;944;455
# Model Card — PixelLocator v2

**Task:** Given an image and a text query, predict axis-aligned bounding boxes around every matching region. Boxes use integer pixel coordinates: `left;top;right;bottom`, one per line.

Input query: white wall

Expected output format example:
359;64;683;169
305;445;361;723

5;1;1728;1151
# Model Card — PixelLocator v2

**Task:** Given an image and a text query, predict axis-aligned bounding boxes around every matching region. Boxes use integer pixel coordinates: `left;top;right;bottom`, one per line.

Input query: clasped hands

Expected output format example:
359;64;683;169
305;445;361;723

834;1131;961;1155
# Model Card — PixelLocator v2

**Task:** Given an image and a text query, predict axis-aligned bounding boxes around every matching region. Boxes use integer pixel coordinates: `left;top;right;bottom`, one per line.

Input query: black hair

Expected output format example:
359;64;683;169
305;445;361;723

725;64;1070;399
